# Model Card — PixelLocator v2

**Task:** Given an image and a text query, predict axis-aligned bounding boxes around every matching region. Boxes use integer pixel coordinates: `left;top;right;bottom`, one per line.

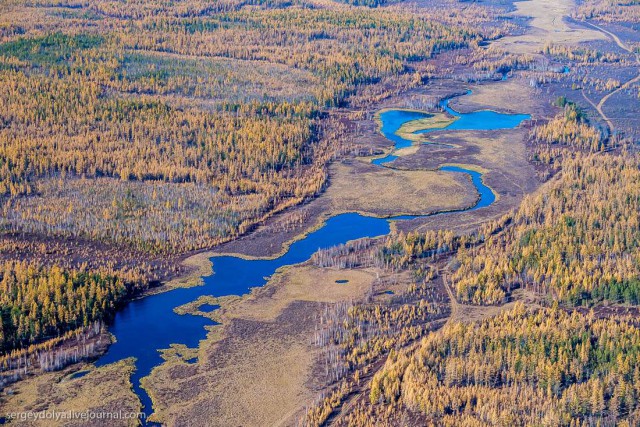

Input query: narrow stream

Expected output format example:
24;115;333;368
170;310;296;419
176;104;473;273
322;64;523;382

94;90;529;423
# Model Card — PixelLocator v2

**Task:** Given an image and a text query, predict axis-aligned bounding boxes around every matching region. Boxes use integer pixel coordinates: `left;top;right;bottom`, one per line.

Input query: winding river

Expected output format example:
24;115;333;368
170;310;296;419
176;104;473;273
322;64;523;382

94;92;530;423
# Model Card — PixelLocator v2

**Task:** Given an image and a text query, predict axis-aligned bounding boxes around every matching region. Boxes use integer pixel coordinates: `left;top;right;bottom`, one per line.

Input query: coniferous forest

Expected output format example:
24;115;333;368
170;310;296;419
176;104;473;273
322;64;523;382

1;0;640;424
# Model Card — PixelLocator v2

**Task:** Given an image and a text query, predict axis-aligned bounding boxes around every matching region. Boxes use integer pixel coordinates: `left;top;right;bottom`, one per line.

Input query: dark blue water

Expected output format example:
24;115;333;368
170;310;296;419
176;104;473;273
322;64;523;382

199;303;220;313
373;91;530;165
94;213;391;423
94;90;517;423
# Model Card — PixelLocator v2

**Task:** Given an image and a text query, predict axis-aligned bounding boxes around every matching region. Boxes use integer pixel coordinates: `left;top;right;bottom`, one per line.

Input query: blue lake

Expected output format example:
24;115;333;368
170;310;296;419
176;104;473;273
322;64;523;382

438;97;530;132
94;90;525;423
373;92;530;165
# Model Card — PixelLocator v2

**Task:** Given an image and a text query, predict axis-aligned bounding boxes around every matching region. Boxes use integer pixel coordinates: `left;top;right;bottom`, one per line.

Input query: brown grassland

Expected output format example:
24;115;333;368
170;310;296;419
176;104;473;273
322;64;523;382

3;358;140;427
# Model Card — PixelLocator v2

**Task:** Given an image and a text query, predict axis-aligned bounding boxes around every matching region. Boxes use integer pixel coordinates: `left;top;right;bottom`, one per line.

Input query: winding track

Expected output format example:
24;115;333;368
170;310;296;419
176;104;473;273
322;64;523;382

442;273;459;323
580;20;640;135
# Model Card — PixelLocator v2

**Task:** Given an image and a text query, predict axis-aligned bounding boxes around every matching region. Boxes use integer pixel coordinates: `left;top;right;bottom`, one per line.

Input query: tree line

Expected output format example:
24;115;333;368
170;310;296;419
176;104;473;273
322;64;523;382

0;261;146;352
